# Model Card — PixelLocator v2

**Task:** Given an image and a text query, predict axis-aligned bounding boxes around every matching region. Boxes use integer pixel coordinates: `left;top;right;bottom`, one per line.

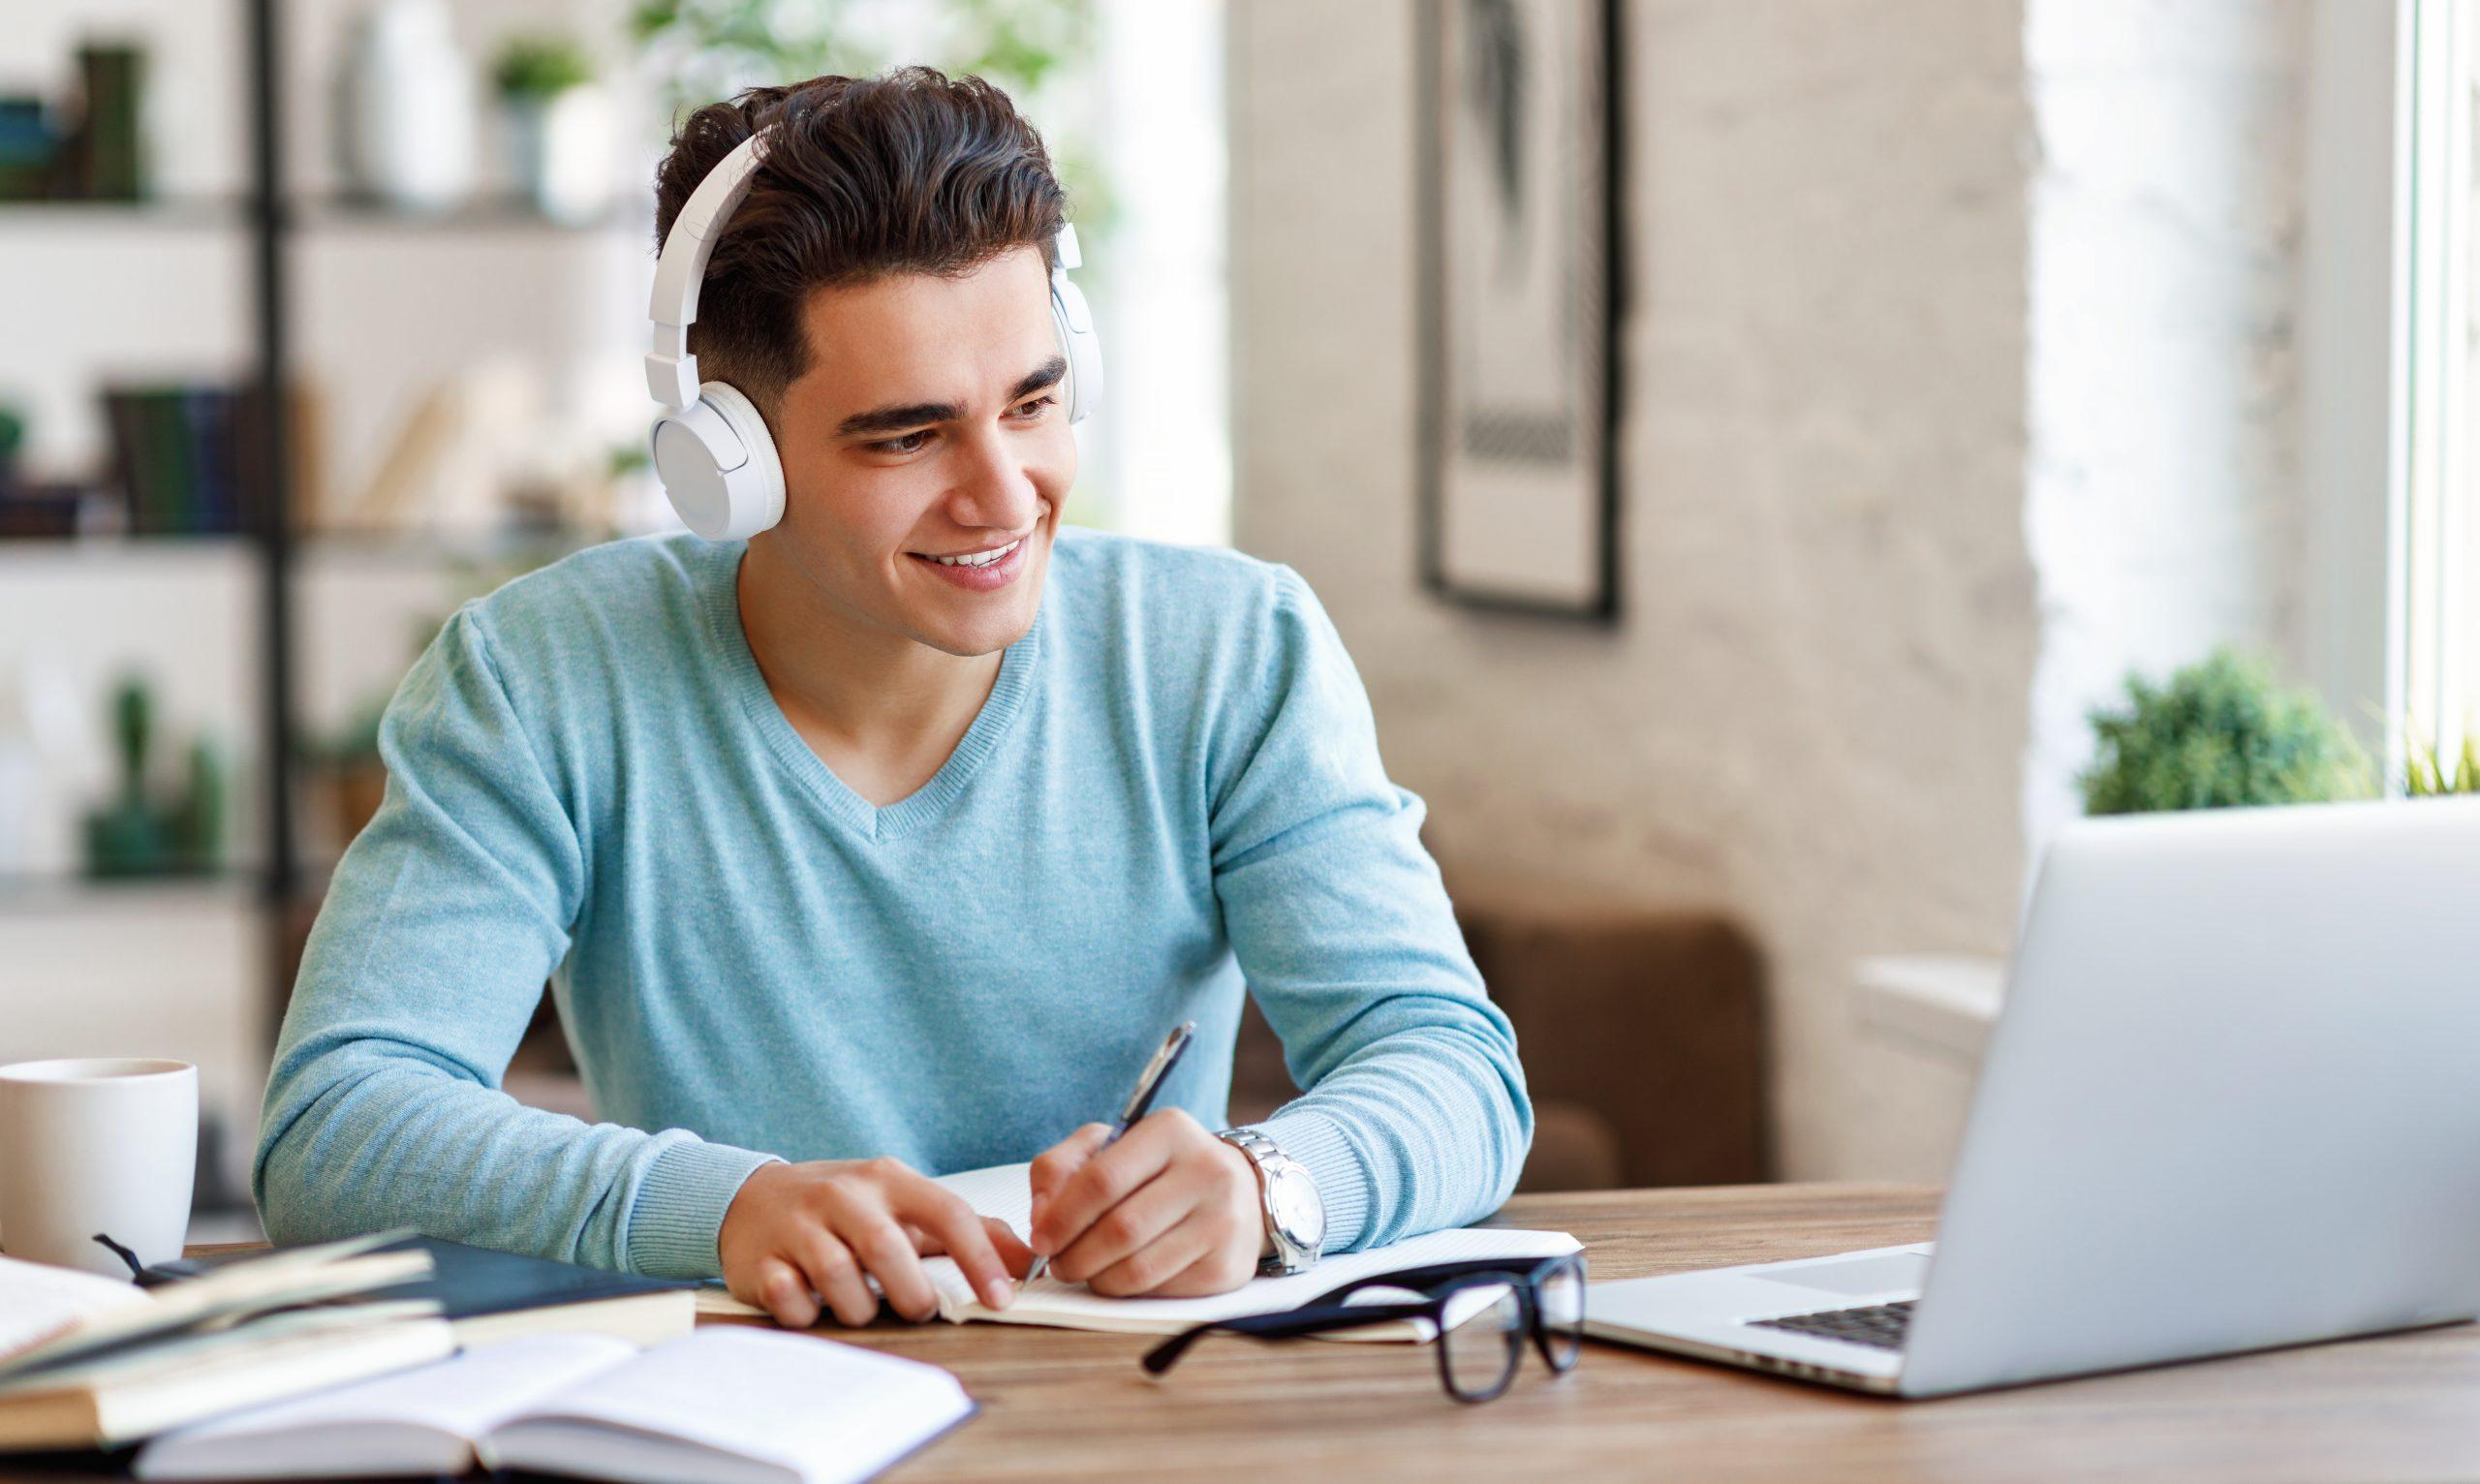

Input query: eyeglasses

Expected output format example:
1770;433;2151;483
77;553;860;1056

1141;1253;1587;1404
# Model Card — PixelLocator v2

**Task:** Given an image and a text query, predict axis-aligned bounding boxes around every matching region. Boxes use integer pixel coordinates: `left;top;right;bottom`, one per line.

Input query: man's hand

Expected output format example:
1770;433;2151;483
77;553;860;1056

718;1157;1032;1329
1027;1109;1271;1297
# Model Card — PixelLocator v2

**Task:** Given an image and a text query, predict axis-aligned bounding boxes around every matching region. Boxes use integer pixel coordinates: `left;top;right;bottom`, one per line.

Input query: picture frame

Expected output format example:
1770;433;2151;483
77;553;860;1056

1414;0;1625;622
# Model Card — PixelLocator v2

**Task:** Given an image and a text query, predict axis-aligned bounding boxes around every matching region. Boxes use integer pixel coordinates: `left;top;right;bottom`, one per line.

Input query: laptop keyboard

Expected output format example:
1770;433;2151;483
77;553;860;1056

1750;1298;1914;1351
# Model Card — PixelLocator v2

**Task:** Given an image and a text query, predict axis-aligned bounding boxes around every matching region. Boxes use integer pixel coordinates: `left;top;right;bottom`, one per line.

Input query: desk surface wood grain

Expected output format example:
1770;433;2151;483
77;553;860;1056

16;1184;2480;1483
775;1185;2480;1484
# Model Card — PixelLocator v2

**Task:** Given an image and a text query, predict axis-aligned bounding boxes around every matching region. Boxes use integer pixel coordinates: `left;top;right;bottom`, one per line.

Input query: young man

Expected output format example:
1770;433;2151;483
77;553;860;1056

255;69;1531;1329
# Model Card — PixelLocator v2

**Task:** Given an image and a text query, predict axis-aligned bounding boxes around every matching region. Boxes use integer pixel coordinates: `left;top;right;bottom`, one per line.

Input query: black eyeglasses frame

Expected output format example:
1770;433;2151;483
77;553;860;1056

1140;1252;1587;1405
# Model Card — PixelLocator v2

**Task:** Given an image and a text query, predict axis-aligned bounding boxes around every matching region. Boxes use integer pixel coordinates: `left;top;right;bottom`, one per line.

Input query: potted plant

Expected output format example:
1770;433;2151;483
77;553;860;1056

2079;648;2373;815
78;674;227;878
491;33;612;224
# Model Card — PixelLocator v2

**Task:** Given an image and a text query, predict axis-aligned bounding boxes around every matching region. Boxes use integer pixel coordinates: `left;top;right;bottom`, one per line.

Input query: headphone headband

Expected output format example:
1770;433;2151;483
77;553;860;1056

645;127;1089;413
646;130;773;410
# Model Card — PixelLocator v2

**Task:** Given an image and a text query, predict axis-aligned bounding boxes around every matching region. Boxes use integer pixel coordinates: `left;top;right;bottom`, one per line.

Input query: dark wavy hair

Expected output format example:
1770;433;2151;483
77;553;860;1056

652;68;1069;415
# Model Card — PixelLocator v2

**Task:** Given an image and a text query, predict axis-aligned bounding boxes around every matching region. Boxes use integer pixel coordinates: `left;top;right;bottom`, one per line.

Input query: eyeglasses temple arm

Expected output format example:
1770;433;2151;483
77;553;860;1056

1304;1257;1576;1309
1141;1303;1437;1376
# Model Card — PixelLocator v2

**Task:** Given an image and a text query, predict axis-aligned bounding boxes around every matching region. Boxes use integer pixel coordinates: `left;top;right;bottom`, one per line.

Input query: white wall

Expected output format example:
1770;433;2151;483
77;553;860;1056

1232;0;2039;1180
1230;0;2318;1179
2022;0;2312;865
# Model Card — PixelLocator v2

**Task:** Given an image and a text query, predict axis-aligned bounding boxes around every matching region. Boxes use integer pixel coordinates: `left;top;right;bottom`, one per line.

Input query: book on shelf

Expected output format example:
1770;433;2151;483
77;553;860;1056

0;1230;450;1452
132;1327;976;1484
0;481;93;539
103;385;256;537
93;380;325;540
69;45;145;201
0;95;53;201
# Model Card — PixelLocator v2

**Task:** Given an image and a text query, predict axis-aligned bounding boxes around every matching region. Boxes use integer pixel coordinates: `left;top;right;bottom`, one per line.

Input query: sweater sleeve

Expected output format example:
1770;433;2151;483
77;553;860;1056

251;607;781;1278
1206;567;1534;1252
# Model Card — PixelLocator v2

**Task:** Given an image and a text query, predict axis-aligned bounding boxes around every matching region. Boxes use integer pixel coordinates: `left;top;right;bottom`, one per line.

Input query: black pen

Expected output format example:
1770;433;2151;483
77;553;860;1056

1026;1020;1196;1283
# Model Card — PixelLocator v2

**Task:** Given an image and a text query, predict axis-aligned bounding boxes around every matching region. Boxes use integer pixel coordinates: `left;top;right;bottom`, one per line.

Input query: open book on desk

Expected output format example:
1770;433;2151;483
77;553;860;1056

698;1162;1583;1339
134;1327;974;1484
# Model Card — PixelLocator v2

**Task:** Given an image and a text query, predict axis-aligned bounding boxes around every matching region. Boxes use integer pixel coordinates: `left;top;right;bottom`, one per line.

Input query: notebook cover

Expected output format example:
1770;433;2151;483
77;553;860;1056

376;1239;701;1322
149;1239;698;1324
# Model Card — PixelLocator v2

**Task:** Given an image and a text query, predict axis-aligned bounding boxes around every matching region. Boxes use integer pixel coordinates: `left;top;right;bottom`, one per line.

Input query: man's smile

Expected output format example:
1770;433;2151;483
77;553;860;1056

911;536;1024;568
907;531;1036;591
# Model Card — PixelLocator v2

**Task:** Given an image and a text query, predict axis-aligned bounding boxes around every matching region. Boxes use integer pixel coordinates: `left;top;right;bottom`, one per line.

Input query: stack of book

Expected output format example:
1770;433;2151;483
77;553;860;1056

0;1229;701;1453
1;1234;977;1483
0;1231;449;1452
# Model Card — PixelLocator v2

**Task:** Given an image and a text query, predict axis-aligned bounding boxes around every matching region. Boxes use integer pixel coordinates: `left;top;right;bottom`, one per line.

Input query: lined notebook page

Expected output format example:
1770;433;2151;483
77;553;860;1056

933;1162;1035;1232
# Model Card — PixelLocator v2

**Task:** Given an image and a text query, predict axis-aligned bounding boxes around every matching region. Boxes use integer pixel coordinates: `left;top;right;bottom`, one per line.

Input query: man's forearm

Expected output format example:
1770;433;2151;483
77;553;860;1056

254;1025;778;1277
1255;1019;1534;1252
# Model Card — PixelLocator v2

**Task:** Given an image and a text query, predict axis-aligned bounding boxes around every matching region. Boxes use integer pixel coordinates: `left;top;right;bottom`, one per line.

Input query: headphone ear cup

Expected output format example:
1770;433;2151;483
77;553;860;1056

1050;273;1103;425
650;381;786;540
700;383;785;537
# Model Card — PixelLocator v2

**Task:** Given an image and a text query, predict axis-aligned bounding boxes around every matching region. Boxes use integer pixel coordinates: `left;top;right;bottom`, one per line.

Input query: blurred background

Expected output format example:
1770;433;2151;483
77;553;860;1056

2;0;2473;1244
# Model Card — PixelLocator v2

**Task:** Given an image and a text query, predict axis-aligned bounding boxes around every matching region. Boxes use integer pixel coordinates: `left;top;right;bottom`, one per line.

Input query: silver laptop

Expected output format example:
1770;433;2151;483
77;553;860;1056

1585;797;2480;1397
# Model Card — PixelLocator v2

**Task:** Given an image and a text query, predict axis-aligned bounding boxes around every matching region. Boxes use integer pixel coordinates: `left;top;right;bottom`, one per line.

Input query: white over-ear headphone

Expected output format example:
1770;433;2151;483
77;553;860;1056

645;125;1103;541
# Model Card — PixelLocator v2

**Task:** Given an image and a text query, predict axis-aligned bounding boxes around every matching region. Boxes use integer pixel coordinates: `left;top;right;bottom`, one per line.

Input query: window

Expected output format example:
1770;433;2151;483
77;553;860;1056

1088;0;1229;545
2305;0;2480;792
2403;0;2480;775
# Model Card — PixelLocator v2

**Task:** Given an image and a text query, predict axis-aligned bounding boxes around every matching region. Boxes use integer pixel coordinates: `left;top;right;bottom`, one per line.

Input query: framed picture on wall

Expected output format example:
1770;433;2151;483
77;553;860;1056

1415;0;1623;621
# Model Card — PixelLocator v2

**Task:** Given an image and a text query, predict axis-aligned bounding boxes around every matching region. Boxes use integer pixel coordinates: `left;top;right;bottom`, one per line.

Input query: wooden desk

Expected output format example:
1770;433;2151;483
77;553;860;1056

16;1185;2480;1482
788;1184;2480;1482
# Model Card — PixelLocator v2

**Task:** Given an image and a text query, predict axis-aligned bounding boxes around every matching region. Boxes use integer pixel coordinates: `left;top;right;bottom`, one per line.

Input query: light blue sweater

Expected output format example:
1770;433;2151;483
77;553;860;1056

254;529;1532;1279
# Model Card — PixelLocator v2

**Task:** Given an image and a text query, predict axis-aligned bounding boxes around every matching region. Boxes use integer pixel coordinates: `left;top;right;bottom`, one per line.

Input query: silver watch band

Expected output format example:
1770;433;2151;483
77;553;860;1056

1222;1127;1324;1276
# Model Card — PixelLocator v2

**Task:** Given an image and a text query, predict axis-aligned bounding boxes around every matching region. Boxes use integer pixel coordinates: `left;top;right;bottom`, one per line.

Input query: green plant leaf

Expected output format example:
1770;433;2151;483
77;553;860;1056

494;34;596;99
2078;647;2372;815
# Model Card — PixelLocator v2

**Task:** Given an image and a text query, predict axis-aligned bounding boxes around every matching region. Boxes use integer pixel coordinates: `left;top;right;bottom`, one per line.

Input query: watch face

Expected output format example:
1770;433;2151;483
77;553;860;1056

1268;1164;1325;1244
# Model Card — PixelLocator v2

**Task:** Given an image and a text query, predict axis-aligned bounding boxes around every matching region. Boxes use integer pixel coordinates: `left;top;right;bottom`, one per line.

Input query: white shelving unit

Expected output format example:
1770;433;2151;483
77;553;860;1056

0;0;654;1214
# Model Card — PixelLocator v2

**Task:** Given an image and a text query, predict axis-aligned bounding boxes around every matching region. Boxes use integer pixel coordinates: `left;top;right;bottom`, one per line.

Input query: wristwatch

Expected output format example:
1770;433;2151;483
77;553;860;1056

1219;1127;1325;1276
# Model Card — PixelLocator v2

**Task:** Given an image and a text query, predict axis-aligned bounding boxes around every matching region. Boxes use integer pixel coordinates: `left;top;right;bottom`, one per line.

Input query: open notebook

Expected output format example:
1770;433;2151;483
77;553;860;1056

697;1162;1583;1339
133;1328;974;1484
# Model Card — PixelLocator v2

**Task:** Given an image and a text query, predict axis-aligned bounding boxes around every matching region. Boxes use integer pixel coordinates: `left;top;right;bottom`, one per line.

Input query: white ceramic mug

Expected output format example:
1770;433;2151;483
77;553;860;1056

0;1058;197;1277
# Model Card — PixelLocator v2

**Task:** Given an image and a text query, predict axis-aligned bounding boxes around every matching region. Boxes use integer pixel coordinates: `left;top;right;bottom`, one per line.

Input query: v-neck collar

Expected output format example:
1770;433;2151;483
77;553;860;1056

699;541;1044;842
